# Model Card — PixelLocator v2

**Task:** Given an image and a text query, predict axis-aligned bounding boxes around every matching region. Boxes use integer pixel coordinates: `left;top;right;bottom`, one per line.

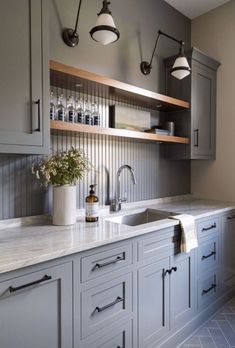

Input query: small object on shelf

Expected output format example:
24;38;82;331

84;100;93;125
144;127;170;136
50;91;56;120
165;121;175;136
67;95;76;123
76;98;85;124
57;94;66;122
109;105;151;131
92;102;101;126
85;184;99;222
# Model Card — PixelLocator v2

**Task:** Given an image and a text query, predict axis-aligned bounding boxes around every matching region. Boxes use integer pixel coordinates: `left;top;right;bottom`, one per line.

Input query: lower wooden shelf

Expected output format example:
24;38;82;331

50;121;189;144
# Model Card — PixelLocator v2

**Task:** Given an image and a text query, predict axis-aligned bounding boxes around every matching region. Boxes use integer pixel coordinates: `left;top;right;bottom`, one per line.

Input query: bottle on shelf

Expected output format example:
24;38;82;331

57;94;66;122
67;95;76;123
76;98;85;124
50;91;56;120
85;184;99;222
92;102;101;126
84;100;94;125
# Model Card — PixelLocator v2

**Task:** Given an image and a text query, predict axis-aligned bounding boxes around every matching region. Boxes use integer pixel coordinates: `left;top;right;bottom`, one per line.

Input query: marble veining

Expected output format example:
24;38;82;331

0;196;234;275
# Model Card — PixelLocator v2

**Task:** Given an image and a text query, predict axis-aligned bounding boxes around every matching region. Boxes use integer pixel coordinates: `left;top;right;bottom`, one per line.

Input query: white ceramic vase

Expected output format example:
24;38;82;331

53;185;77;226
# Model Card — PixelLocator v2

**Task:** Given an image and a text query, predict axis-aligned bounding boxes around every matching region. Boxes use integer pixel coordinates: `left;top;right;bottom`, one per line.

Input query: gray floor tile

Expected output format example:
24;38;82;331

195;328;210;337
209;328;230;347
185;337;201;345
200;336;217;347
217;321;235;345
225;315;235;330
205;320;219;328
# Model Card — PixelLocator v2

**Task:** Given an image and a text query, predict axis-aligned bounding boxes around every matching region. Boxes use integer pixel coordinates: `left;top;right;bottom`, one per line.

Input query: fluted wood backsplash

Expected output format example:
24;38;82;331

0;131;190;220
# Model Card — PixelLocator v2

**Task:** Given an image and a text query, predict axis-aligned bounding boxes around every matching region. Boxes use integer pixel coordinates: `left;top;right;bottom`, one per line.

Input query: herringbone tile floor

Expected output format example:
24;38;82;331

179;298;235;347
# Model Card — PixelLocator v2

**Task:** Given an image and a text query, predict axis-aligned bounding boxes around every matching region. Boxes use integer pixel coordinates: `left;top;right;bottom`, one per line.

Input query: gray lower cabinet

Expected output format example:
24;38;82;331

0;262;73;348
0;0;49;154
138;250;195;347
222;212;235;291
2;211;235;348
165;47;220;160
138;258;170;348
170;251;195;330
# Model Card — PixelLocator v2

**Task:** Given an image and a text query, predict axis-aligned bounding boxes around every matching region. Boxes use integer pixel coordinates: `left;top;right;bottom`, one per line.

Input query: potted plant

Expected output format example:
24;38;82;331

32;147;90;226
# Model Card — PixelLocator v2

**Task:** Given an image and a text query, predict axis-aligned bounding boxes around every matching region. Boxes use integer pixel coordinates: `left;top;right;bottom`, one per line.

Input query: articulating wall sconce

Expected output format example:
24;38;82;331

62;0;120;47
140;30;191;80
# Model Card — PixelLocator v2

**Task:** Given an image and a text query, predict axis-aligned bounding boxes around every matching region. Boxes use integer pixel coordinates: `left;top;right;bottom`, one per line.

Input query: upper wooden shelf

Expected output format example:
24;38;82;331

51;121;189;145
50;60;190;112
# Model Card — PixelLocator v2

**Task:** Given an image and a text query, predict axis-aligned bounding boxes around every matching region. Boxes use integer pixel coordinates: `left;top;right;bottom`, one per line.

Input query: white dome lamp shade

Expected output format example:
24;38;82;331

171;45;191;80
90;0;120;45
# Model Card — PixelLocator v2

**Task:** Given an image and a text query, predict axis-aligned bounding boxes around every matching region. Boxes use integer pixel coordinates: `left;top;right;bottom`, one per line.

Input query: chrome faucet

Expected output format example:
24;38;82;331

110;165;137;212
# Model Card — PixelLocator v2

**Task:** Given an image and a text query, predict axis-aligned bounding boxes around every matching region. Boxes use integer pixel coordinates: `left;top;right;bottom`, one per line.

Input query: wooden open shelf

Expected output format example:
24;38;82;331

50;61;190;112
51;121;189;144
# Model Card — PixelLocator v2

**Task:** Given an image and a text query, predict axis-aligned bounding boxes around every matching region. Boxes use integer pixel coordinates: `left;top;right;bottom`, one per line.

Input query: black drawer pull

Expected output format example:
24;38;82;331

202;223;216;232
9;274;52;293
194;129;199;147
202;283;216;295
93;255;125;270
171;266;177;272
35;99;41;132
227;215;235;220
202;251;216;260
94;296;124;313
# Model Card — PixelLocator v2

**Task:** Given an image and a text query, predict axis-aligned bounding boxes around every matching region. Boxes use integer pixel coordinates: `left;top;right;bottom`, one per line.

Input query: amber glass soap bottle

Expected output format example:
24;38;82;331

85;184;99;222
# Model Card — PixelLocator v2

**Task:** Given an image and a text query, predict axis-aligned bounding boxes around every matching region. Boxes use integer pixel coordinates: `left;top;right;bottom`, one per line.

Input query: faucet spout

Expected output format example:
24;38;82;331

110;165;137;212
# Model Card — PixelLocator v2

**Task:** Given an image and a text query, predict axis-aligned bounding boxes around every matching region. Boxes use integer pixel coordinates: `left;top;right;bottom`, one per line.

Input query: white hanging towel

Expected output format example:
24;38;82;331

171;214;198;253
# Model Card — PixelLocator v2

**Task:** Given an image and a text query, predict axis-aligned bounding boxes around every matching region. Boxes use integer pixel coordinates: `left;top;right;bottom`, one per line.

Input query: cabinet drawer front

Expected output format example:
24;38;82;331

198;236;219;273
138;228;176;262
81;244;132;283
81;273;132;339
82;321;132;348
197;217;220;238
198;271;218;310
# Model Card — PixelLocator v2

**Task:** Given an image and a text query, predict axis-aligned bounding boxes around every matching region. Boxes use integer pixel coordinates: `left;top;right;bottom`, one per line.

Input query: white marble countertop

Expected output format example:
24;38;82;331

0;195;234;275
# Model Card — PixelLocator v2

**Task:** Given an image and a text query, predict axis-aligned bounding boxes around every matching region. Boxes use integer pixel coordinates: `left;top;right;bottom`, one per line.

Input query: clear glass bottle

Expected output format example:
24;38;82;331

76;98;85;124
92;102;101;126
84;100;93;125
50;91;56;120
57;94;65;122
67;95;76;123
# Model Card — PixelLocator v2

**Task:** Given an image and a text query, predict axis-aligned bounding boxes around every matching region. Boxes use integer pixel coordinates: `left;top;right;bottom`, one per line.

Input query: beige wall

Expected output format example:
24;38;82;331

191;0;235;202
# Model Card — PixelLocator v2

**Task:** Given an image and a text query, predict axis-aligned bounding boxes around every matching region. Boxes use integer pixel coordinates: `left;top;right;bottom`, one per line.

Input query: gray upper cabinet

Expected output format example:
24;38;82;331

0;262;73;348
0;0;49;154
165;47;220;160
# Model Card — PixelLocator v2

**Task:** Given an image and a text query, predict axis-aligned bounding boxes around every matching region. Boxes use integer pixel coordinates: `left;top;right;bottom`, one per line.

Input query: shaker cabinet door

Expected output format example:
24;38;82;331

138;258;170;348
0;0;49;154
170;251;195;330
0;262;73;348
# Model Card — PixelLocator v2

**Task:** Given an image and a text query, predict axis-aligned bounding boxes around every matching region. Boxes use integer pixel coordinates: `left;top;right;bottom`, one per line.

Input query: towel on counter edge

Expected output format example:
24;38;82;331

170;214;198;253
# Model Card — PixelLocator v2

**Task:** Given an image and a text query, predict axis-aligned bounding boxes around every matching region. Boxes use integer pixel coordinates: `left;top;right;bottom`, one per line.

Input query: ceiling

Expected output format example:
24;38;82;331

164;0;230;19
